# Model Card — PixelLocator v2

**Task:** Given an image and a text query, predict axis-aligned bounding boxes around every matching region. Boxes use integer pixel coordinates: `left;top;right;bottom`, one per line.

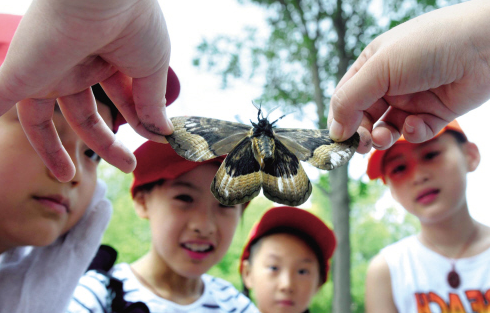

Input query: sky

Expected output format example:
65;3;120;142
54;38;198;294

1;0;489;226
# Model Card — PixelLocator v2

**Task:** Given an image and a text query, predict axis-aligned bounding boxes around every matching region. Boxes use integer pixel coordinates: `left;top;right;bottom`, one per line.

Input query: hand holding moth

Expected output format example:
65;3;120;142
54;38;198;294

0;0;172;182
165;109;359;206
328;0;490;153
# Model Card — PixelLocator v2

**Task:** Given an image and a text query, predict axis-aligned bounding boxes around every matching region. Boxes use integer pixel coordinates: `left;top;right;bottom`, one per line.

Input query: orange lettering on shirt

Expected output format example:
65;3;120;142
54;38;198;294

448;293;465;313
415;293;432;313
466;290;490;313
428;292;449;313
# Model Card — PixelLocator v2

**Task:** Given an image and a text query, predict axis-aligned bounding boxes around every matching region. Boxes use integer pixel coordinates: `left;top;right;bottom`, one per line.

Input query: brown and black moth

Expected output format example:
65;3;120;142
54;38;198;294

165;106;359;206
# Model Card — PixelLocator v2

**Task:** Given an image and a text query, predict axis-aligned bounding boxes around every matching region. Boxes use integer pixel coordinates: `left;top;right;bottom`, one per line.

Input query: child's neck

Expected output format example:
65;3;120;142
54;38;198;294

131;249;204;305
418;207;482;258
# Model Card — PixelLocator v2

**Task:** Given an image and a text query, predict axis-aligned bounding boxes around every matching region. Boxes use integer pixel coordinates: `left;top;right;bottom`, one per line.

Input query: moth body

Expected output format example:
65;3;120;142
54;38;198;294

252;134;275;168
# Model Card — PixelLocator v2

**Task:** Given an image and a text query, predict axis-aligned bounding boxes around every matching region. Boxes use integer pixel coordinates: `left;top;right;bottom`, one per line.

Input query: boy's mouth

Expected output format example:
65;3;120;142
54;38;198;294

181;242;214;253
34;195;70;213
416;188;440;204
181;242;215;261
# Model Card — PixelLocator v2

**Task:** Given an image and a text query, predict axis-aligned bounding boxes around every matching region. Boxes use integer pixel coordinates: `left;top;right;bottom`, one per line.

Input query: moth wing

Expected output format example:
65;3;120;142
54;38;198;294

261;139;312;206
274;128;360;170
211;136;262;205
166;116;251;162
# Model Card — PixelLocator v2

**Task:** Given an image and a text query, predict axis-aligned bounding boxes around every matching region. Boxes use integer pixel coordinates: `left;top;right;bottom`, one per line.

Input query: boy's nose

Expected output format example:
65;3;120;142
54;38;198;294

278;271;294;294
190;206;217;236
412;164;429;185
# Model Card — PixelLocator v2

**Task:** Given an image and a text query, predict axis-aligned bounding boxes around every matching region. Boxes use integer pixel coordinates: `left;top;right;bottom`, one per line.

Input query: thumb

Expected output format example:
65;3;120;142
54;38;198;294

329;52;391;142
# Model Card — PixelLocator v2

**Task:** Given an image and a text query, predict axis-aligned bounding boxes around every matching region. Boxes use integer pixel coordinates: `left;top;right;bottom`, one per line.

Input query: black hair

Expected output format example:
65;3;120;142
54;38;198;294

241;226;325;313
445;130;467;145
92;83;119;125
133;179;166;197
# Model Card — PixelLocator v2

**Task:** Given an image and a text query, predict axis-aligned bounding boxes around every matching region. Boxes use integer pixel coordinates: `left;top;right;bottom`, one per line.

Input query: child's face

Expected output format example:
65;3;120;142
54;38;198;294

0;103;113;252
242;233;321;313
135;163;242;278
383;133;479;224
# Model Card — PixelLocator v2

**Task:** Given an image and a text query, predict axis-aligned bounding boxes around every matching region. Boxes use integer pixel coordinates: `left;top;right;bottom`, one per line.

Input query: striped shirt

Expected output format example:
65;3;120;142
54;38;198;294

68;263;259;313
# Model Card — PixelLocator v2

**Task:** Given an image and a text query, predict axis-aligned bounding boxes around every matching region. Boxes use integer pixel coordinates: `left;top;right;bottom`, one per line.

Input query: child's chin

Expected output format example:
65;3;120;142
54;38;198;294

177;263;214;279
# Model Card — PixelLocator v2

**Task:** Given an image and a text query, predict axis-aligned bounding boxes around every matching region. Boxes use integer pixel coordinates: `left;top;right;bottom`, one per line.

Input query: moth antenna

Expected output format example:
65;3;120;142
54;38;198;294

266;106;280;119
271;114;287;126
252;100;264;120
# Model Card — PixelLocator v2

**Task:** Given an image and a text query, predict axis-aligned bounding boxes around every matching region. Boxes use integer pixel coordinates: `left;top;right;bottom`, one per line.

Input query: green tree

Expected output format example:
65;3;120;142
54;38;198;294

193;1;460;311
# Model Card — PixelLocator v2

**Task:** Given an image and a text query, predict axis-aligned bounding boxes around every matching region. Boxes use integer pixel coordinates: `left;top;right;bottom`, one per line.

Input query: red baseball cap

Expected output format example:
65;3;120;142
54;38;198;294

239;206;336;284
366;119;467;181
0;14;180;133
131;141;226;197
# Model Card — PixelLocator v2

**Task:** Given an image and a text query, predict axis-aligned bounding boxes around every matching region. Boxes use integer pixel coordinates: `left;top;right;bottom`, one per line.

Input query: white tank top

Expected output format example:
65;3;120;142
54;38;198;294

381;235;490;313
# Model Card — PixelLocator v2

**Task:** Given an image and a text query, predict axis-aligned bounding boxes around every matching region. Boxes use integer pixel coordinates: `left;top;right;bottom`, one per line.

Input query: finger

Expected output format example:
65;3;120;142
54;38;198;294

402;114;451;143
57;88;136;173
16;98;76;182
329;53;391;142
371;106;410;150
100;71;170;143
133;65;173;138
382;91;456;143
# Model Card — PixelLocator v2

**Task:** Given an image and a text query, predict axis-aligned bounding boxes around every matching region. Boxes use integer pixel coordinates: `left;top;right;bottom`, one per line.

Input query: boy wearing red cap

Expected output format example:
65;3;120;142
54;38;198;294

240;206;336;313
365;120;490;313
0;13;180;312
69;141;259;313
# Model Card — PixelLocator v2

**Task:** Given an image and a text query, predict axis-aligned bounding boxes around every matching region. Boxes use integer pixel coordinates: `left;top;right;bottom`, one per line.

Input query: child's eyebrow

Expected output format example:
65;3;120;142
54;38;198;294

384;138;441;165
169;181;198;190
383;153;403;165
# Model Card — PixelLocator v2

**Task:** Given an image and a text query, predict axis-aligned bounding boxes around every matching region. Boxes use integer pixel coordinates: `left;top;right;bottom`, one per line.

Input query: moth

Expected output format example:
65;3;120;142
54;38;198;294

165;106;359;206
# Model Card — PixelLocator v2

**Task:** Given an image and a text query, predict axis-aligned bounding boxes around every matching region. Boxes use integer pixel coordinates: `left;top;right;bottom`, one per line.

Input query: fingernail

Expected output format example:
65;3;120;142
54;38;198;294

329;119;343;141
165;115;174;133
405;122;414;134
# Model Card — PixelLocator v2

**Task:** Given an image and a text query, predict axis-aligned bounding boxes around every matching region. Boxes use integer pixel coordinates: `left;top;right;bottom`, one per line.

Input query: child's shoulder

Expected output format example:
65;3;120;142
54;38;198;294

202;274;260;313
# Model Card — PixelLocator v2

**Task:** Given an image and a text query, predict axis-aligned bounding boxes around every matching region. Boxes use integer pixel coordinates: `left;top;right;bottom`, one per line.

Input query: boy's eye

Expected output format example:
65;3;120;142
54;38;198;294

298;268;310;275
391;164;406;175
219;203;237;209
267;265;279;272
84;149;101;162
175;194;194;203
424;151;440;160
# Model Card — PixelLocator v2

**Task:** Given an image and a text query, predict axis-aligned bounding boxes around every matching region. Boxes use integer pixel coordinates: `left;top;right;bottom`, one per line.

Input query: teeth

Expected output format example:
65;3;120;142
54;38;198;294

183;243;212;252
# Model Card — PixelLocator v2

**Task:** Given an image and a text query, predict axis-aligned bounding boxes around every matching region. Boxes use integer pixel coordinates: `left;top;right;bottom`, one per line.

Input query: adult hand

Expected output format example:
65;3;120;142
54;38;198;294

328;0;490;153
0;0;172;181
0;179;112;313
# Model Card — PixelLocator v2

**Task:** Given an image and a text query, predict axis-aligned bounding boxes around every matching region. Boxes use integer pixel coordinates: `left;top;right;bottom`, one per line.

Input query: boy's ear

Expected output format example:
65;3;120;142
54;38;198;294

464;142;480;172
133;192;150;219
241;260;254;289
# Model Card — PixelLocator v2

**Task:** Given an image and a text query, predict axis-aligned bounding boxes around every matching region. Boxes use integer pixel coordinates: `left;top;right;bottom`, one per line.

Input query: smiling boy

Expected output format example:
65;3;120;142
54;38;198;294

69;141;258;312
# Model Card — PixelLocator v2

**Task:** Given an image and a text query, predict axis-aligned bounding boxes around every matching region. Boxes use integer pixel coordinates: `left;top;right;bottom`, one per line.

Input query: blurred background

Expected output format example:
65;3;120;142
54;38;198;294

1;0;485;312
